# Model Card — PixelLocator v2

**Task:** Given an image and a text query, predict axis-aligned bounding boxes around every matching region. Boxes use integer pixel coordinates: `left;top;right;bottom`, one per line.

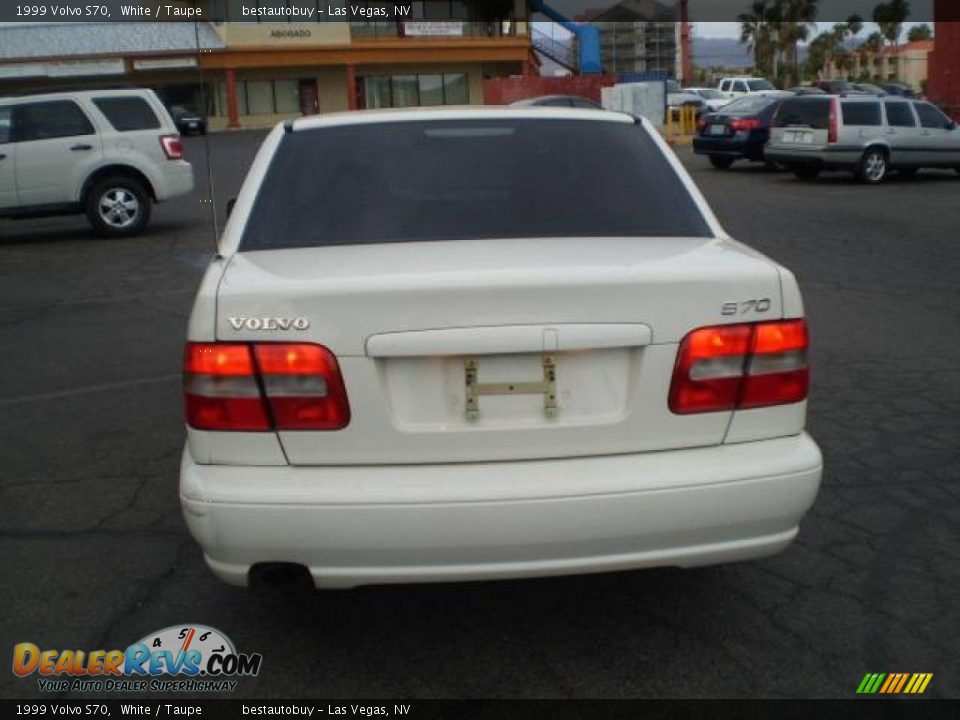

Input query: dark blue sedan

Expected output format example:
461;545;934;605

693;93;792;170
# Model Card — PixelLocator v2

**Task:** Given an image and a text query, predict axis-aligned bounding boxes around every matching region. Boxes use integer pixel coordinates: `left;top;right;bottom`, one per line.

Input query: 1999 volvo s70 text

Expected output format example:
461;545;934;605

181;107;822;589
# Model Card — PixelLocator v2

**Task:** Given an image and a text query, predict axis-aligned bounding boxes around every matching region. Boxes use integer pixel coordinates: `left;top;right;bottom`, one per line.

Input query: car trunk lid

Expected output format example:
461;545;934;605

216;236;784;465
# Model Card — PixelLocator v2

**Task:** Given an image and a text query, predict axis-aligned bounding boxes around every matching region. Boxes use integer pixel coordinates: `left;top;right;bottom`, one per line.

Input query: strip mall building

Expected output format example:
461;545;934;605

0;1;533;129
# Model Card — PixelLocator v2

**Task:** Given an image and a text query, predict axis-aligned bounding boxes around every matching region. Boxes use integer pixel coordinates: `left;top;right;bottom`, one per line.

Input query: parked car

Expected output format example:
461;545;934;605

169;104;207;135
766;94;960;183
180;106;822;589
881;82;917;98
664;80;705;114
511;95;602;109
685;87;732;112
851;83;887;96
814;79;859;95
787;86;827;96
716;77;777;99
0;89;194;236
693;93;793;169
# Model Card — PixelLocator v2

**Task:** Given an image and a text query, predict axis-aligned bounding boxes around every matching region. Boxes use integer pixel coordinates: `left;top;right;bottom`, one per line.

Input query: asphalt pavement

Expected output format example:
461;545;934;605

1;132;957;699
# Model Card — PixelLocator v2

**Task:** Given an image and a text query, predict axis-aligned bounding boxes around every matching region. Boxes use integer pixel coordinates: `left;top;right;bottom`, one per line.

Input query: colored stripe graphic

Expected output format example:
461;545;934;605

857;673;933;694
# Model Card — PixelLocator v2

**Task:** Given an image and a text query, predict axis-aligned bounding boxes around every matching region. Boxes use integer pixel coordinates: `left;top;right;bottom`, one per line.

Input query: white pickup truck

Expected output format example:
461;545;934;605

717;77;778;99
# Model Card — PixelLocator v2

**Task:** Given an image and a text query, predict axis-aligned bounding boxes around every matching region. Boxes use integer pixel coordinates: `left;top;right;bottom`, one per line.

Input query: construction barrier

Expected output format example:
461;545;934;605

664;106;698;145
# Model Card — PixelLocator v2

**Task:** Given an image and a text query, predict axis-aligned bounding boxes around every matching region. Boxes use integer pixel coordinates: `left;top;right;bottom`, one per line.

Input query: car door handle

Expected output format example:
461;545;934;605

70;144;93;152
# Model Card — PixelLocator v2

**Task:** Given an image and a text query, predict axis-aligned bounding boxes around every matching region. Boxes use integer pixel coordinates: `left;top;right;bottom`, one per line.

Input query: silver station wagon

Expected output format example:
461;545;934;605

766;94;960;183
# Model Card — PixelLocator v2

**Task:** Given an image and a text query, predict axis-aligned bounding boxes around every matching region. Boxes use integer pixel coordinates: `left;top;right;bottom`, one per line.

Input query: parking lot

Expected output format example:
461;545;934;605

1;131;957;699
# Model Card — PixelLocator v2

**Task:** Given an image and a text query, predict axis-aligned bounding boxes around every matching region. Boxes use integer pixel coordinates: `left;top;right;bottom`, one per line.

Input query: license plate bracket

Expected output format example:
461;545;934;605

465;356;557;421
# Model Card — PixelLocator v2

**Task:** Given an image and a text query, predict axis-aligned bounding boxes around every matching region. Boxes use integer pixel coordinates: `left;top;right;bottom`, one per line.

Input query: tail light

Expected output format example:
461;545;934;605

160;135;183;160
730;118;762;132
828;99;838;144
669;320;809;414
697;115;709;132
184;343;350;431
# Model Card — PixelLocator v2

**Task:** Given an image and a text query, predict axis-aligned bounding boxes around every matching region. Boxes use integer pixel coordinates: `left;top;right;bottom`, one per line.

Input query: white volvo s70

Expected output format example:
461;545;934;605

181;107;822;589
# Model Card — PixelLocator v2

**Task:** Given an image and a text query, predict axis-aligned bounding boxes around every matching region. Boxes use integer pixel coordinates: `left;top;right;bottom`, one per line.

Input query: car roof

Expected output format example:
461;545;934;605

290;106;634;132
510;95;594;105
0;88;154;105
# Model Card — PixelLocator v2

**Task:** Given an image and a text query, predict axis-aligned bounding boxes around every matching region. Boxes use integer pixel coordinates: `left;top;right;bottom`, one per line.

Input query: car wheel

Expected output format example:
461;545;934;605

709;155;735;170
792;167;820;181
85;176;152;238
857;148;888;184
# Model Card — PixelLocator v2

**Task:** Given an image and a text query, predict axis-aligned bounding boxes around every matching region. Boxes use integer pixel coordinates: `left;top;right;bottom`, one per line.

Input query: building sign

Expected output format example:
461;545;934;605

133;57;198;71
0;63;45;79
46;59;126;77
0;59;125;79
404;21;463;37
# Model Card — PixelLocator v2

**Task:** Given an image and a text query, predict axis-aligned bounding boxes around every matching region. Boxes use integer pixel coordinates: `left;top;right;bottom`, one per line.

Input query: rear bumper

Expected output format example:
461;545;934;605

765;145;860;168
180;434;822;589
693;136;763;159
153;161;195;201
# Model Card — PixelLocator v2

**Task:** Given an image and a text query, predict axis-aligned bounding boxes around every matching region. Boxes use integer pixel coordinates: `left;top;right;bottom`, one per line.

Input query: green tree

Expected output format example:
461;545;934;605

738;1;778;77
907;24;932;42
775;0;819;87
873;1;912;51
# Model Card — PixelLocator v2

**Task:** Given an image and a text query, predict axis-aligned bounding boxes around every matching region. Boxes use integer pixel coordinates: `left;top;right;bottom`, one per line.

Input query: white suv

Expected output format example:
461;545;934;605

181;107;822;589
717;77;777;99
0;89;194;237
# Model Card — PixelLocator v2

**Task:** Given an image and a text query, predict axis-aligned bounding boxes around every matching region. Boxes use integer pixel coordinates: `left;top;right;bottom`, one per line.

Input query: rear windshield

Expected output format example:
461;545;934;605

240;119;712;250
723;95;779;114
747;80;774;91
774;98;831;129
841;102;882;126
92;97;161;132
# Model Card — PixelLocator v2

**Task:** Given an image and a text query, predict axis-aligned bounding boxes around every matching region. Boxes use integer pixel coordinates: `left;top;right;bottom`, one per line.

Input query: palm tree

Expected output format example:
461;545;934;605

775;0;819;88
846;13;864;38
858;31;886;80
738;1;776;77
874;0;912;45
873;0;911;79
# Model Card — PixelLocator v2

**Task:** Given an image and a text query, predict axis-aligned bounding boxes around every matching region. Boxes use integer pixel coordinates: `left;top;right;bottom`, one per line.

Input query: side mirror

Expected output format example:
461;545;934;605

947;121;957;131
226;198;236;218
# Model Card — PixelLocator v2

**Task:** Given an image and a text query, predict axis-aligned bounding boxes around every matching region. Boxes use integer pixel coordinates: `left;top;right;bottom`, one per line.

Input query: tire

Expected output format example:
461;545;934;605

857;148;888;184
792;166;820;181
85;176;151;238
709;155;735;170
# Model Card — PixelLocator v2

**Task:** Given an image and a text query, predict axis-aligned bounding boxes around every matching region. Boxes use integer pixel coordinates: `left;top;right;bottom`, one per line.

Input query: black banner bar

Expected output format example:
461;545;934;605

0;0;945;24
3;700;960;720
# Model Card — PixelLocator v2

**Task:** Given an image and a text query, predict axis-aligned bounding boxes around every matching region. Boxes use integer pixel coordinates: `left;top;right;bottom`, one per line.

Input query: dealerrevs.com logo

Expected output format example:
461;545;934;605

13;624;262;693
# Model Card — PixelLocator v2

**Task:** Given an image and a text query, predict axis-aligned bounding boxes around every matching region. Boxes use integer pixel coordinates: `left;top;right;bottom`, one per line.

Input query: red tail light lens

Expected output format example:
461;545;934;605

184;342;350;431
730;118;762;132
160;135;183;160
697;116;709;132
828;99;838;144
184;344;269;431
254;344;351;430
669;320;809;414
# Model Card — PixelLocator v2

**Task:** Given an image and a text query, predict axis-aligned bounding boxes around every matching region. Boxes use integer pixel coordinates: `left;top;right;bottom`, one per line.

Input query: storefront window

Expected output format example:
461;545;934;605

390;76;420;107
365;77;392;109
274;79;301;114
246;80;275;115
418;75;444;106
443;73;469;104
362;73;470;108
